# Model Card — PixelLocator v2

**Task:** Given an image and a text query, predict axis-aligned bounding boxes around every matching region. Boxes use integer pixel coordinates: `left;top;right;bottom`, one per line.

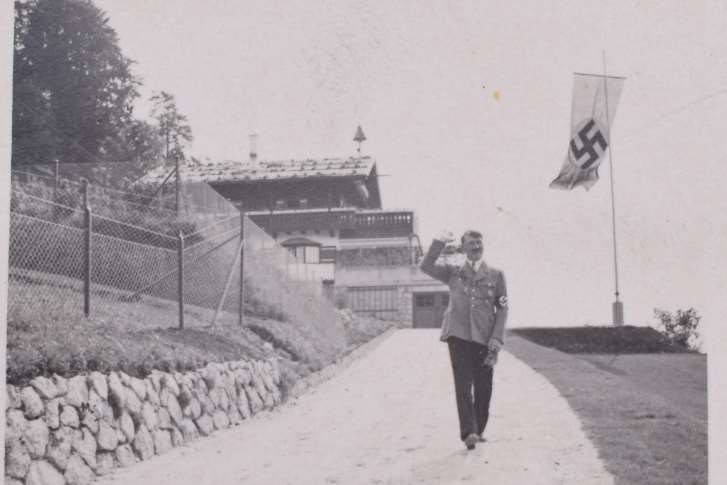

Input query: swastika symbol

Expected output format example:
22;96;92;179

570;119;608;169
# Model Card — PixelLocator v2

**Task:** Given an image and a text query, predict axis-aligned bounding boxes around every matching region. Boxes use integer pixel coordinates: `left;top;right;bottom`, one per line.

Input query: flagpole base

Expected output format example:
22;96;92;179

612;301;624;326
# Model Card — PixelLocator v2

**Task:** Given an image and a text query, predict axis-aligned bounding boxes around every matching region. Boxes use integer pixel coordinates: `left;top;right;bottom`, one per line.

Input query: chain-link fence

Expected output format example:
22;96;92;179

8;164;344;349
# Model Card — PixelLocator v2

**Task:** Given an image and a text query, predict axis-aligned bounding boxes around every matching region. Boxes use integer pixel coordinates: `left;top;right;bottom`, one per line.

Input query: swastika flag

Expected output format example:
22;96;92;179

550;73;624;190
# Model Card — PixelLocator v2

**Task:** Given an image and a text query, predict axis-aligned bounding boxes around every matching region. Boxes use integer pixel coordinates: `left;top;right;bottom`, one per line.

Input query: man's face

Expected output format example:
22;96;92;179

462;235;483;262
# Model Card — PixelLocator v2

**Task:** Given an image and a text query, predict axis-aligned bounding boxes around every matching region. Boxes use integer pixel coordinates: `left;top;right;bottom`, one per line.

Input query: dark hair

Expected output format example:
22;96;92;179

461;230;483;245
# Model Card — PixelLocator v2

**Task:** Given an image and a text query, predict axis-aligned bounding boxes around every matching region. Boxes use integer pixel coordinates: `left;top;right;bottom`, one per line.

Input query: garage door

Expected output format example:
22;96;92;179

412;292;449;328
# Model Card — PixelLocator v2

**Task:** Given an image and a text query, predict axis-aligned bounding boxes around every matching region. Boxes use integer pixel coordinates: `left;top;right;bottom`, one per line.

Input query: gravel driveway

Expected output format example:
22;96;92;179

97;329;614;485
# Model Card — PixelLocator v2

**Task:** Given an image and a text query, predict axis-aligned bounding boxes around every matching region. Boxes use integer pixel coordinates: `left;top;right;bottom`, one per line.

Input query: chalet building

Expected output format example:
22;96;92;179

142;134;450;328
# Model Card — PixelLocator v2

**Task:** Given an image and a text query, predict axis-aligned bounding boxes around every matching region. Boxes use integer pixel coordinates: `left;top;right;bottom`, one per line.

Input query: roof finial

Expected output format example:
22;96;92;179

353;125;366;156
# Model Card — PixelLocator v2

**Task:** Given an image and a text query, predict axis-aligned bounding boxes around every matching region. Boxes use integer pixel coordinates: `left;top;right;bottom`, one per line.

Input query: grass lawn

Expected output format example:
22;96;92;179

6;271;394;397
506;333;707;485
575;353;706;422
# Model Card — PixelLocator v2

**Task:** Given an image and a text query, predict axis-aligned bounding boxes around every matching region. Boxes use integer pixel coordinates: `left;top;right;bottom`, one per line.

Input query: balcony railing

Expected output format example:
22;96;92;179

340;211;414;239
247;209;414;238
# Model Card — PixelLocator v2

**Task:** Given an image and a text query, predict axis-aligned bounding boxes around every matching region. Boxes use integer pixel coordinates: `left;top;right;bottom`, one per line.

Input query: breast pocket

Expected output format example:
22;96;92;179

473;280;496;305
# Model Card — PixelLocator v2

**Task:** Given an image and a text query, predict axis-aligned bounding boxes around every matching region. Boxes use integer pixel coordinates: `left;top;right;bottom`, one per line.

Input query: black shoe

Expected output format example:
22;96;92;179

464;433;478;450
477;434;486;443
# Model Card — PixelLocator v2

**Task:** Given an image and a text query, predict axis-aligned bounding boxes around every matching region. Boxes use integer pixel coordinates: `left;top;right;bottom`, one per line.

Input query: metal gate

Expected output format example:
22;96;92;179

344;286;400;320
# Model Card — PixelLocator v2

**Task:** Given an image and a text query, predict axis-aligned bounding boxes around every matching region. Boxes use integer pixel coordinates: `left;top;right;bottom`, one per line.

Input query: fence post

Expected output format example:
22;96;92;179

83;180;91;317
175;155;181;216
239;210;245;327
178;230;185;329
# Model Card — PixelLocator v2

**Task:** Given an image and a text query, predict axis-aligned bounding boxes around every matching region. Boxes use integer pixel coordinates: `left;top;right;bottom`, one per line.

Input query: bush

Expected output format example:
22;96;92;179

653;307;701;351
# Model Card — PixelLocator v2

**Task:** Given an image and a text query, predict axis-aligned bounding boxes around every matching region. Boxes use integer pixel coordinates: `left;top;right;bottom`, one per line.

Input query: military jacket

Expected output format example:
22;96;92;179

420;239;508;346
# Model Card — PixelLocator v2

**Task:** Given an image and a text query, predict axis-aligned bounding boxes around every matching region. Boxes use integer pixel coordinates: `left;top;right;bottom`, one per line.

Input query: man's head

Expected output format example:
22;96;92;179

461;230;483;262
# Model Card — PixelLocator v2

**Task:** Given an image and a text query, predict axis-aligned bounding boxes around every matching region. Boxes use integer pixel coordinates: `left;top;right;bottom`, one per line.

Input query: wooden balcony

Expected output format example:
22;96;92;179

340;211;414;239
247;209;414;238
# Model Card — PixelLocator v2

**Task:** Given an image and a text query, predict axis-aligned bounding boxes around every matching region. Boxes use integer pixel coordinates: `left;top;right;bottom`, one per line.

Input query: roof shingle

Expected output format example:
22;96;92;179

139;156;375;185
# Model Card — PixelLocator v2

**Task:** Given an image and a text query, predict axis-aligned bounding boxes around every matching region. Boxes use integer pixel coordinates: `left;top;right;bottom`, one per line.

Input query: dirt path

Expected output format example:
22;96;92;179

97;329;614;485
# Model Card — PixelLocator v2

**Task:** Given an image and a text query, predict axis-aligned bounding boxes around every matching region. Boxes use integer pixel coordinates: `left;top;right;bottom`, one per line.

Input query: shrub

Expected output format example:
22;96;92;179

653;307;701;351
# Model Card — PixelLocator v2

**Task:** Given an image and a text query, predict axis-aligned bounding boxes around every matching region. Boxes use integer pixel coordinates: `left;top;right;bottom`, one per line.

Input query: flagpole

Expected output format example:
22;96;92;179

602;50;624;326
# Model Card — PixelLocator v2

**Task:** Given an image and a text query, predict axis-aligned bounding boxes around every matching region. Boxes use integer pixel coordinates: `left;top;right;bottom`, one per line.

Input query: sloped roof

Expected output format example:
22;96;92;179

140;156;376;185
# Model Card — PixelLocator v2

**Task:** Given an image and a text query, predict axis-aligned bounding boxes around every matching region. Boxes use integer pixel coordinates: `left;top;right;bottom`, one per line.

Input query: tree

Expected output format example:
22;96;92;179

654;307;701;351
12;0;140;165
150;91;193;162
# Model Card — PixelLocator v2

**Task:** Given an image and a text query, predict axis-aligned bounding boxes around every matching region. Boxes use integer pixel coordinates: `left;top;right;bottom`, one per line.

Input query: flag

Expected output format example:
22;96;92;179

550;73;625;190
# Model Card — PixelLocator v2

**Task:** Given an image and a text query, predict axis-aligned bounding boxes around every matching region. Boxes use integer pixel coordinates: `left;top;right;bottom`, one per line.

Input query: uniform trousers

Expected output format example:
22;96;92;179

446;336;494;441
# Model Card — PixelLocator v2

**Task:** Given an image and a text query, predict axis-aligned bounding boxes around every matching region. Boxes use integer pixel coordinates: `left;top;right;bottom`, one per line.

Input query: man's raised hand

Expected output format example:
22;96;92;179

436;230;455;243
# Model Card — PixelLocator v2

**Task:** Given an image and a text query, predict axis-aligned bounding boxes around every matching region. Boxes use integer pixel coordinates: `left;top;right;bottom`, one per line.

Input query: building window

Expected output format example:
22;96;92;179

274;199;285;209
303;245;319;263
281;237;322;264
299;198;308;209
320;246;336;263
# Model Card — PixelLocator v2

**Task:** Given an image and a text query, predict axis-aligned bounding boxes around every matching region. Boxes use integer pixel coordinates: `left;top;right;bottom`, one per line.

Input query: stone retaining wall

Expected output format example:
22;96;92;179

4;358;282;485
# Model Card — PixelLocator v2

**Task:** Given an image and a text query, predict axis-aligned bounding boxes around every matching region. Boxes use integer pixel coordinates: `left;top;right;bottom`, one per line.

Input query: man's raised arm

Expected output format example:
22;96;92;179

420;230;455;284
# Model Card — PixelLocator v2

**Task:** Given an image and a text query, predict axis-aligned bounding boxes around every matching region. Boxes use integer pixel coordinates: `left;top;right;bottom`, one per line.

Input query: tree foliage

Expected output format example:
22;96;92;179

150;91;193;162
13;0;144;165
653;307;701;351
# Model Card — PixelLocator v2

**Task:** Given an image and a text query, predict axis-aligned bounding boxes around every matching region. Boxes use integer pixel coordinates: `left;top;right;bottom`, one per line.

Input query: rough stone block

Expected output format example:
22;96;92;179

5;440;31;479
156;407;172;430
65;376;89;409
163;391;184;428
81;410;98;435
142;401;158;430
88;389;114;425
145;379;160;406
228;406;242;426
114;444;136;468
7;384;23;409
87;372;108;400
118;412;135;443
45;398;62;430
218;388;231;412
95;452;115;476
148;371;163;393
46;427;78;471
96;421;119;451
129;377;147;401
195;415;214;437
171;427;184;448
178;385;193;409
72;427;97;470
24;418;50;459
124;387;142;417
30;376;59;400
132;425;154;461
107;373;125;417
153;429;173;455
64;453;95;485
236;390;251;419
179;418;199;442
245;386;264;414
60;405;80;428
21;387;44;419
212;410;230;430
118;371;132;387
52;375;68;396
163;373;181;397
25;460;65;485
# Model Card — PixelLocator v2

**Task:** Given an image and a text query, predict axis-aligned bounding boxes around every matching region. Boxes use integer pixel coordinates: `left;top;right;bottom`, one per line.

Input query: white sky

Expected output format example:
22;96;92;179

92;0;727;333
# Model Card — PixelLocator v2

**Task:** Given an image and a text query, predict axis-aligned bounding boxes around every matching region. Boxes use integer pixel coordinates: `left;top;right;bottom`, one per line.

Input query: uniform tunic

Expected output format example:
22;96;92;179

420;239;508;346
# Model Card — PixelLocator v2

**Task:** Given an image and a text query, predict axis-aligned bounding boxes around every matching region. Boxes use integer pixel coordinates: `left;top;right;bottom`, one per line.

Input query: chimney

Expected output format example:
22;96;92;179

249;133;258;166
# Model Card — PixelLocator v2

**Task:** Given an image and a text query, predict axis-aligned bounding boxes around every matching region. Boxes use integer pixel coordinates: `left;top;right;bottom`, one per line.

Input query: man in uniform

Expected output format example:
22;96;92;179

420;229;508;450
